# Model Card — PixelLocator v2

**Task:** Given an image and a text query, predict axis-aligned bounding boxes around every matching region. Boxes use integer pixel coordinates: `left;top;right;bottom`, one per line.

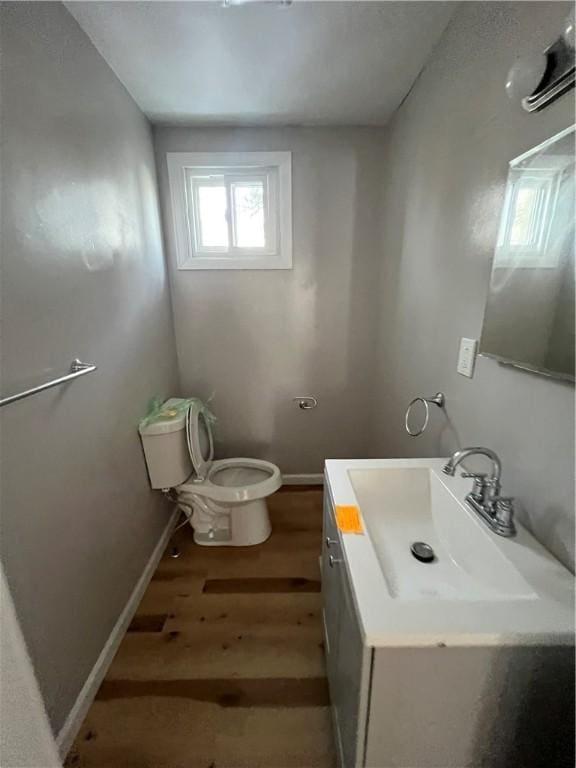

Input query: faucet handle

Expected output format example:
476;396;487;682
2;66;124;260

492;496;514;510
491;497;516;536
461;472;488;502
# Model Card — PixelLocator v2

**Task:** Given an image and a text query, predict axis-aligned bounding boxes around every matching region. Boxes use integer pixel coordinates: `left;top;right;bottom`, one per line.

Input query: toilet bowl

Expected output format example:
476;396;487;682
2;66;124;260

139;398;281;546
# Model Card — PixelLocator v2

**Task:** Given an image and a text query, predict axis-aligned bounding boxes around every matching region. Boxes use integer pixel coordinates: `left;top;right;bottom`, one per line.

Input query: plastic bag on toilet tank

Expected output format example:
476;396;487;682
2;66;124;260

138;396;217;431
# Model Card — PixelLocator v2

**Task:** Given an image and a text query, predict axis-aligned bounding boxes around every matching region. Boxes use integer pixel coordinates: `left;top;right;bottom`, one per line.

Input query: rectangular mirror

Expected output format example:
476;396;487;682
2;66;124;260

480;125;575;382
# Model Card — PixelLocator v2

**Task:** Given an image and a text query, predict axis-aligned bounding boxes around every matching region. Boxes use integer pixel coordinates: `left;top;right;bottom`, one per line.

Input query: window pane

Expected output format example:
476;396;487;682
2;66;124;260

509;185;540;246
197;185;229;248
233;182;265;248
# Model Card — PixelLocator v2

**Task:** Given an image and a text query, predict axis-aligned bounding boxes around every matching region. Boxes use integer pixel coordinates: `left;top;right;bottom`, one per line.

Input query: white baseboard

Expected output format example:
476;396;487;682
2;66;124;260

282;473;324;485
56;508;178;759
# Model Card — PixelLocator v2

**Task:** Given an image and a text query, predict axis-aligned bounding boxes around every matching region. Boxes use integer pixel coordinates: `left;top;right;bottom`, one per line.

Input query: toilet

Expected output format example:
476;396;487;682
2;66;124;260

139;398;280;546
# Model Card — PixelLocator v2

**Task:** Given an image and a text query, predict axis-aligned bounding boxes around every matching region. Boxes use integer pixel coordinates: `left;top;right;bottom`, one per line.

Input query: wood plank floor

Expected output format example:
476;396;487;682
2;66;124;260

65;488;335;768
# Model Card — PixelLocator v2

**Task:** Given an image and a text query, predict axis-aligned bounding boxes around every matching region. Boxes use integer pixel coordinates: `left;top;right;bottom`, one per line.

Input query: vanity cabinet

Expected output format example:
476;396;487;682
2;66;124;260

321;483;574;768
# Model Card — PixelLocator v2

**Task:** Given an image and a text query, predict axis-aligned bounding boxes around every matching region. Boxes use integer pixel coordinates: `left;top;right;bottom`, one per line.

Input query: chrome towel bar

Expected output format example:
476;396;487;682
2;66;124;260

0;359;97;408
405;392;445;437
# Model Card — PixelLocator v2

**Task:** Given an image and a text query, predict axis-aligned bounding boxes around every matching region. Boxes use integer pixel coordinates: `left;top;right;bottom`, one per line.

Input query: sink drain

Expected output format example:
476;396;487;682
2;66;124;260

410;541;435;563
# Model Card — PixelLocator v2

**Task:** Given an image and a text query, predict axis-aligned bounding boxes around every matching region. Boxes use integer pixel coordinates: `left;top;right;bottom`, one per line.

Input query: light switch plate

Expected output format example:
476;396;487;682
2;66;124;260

457;337;478;378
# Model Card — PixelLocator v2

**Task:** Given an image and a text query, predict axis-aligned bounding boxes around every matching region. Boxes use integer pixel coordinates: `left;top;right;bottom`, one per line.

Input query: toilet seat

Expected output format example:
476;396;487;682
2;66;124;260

181;401;281;502
186;401;214;480
179;458;281;503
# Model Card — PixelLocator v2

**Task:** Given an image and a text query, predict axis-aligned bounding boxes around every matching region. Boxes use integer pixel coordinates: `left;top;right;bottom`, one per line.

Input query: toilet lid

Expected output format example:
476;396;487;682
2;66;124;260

186;401;214;479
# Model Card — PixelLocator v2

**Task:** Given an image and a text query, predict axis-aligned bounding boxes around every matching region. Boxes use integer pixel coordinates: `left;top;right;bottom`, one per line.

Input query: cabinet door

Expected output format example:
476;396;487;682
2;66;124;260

322;488;371;768
321;489;341;680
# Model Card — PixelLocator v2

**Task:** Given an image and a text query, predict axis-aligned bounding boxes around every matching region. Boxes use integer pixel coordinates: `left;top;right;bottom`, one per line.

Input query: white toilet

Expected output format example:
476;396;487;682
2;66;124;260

139;398;281;546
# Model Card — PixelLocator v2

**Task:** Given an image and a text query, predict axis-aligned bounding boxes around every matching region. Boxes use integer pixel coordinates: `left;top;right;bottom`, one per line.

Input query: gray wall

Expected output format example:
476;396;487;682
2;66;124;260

371;1;575;571
0;2;179;732
154;127;384;474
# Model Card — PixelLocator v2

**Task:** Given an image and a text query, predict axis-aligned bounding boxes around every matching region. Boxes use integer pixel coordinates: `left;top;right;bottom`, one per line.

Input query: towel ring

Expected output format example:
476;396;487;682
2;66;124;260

405;393;445;437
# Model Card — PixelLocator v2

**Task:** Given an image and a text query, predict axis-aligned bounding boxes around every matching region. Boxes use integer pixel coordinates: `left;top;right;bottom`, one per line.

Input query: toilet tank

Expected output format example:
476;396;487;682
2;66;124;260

138;399;193;489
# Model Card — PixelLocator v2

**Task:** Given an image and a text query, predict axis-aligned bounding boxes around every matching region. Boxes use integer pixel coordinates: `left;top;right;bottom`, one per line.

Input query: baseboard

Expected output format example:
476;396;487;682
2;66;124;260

282;473;324;485
56;508;179;759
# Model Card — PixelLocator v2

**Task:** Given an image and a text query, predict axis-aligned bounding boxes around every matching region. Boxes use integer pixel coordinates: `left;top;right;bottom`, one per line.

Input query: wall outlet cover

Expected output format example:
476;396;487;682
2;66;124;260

457;337;478;378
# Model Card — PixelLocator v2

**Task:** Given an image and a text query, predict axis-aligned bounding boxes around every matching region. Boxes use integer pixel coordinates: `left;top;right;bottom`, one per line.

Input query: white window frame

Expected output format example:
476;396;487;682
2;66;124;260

167;151;292;270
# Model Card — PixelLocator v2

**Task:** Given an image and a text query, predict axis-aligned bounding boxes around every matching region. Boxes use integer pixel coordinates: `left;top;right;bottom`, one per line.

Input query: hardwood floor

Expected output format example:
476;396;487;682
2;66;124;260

65;488;335;768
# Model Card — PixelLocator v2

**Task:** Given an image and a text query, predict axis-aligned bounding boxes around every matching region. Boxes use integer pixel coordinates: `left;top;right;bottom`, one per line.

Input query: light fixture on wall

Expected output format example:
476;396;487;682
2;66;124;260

505;10;575;112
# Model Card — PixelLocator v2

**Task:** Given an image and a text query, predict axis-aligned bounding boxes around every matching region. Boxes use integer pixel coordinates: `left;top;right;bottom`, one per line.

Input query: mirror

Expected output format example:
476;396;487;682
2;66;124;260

480;125;575;382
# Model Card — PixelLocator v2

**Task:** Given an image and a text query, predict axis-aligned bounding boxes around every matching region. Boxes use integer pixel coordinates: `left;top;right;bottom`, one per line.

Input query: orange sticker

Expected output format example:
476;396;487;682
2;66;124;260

335;505;364;534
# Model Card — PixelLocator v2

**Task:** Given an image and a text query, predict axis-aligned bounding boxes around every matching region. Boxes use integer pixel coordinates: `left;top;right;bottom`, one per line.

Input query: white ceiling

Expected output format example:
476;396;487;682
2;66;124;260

66;1;456;126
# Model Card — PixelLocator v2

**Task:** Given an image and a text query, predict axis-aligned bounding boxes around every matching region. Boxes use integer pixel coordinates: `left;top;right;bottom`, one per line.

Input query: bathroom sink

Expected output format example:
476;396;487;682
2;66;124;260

325;458;574;646
347;467;536;601
324;459;574;768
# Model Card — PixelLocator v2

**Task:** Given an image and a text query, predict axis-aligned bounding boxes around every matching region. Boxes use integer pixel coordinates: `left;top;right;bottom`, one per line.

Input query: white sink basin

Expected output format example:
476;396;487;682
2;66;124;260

348;467;536;601
325;458;574;646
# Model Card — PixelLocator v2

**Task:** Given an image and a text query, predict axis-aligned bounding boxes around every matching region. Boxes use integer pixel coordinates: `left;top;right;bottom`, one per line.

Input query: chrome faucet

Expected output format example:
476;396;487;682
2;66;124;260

443;447;516;537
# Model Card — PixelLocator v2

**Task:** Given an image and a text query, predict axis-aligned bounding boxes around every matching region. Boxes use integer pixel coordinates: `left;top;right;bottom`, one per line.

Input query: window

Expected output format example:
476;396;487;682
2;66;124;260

188;169;274;254
167;152;292;270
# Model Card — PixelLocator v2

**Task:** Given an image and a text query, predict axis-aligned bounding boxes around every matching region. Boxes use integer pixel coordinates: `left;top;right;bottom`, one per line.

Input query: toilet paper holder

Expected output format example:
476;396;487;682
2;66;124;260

293;396;318;410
